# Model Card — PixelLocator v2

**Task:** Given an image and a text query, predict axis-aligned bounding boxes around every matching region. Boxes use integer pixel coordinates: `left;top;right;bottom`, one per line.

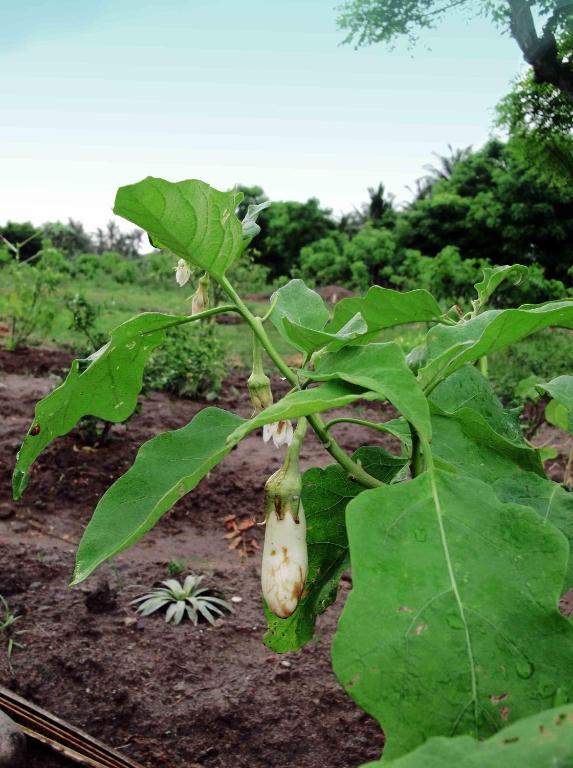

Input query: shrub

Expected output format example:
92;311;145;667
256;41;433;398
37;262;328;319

1;255;61;350
143;322;226;399
489;329;573;404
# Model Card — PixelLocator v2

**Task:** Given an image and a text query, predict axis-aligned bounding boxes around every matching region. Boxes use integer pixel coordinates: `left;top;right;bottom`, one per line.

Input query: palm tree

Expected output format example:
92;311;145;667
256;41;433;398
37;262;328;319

423;144;472;184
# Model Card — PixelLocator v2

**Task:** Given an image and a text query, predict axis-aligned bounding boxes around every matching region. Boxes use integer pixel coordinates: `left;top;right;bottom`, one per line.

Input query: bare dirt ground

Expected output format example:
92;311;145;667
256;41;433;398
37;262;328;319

0;347;399;768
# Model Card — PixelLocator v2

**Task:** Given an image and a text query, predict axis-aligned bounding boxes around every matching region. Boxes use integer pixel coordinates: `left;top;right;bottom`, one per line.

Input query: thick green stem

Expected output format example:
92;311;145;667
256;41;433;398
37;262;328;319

220;277;383;489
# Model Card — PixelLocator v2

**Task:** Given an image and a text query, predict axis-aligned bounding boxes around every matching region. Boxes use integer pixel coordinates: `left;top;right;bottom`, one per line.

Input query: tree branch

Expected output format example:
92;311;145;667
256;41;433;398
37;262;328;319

508;0;573;103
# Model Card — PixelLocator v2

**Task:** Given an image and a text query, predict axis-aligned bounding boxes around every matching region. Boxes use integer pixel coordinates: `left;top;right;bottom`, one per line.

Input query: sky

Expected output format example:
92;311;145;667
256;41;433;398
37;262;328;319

0;0;525;231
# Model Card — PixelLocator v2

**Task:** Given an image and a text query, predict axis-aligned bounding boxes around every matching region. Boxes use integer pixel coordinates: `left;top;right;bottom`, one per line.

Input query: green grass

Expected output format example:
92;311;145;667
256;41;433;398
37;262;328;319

0;275;297;365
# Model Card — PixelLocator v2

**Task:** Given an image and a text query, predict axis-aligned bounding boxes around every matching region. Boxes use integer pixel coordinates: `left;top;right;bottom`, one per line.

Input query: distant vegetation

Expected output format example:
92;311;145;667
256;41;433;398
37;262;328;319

1;136;572;402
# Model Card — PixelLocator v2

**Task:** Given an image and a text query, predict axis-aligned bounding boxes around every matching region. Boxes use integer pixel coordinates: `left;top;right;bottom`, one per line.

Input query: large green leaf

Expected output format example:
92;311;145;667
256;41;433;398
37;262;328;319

333;470;573;761
363;704;573;767
71;407;245;585
429;364;523;444
114;177;244;279
493;474;573;588
420;300;573;391
326;286;442;335
269;279;330;352
429;367;573;586
227;380;383;444
538;375;573;432
304;342;431;440
12;312;188;500
264;448;407;654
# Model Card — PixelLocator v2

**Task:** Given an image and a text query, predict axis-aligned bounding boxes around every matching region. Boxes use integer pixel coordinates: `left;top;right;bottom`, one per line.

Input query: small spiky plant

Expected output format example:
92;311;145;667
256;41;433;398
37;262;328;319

131;575;232;626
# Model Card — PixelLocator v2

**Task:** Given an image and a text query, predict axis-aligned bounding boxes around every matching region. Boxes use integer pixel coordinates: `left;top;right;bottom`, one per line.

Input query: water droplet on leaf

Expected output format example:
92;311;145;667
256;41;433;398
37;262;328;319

516;659;534;679
446;613;464;630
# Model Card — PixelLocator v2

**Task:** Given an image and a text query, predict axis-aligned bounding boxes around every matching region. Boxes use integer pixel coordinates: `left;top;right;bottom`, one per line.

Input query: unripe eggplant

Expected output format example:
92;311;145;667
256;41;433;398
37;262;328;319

261;502;307;619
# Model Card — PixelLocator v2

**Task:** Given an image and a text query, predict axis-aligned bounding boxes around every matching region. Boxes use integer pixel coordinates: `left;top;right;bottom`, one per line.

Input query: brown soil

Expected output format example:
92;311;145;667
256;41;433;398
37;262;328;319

0;347;399;768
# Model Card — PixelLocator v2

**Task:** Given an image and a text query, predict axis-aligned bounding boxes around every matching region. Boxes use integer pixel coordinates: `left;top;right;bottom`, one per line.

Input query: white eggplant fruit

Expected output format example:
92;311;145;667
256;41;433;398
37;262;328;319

261;503;307;619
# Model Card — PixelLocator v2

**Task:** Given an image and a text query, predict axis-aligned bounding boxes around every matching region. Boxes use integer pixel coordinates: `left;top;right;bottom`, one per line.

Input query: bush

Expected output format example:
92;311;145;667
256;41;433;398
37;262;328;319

1;255;61;350
144;322;226;399
489;329;573;404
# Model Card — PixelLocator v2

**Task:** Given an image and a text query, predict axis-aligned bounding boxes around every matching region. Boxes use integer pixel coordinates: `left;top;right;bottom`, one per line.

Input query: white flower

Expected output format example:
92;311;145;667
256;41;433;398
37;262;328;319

175;259;191;287
263;420;293;448
261;503;307;618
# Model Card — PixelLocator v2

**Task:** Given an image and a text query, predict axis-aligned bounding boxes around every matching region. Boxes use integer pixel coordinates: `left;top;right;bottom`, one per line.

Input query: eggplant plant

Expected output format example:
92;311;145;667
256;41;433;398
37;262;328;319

12;177;573;765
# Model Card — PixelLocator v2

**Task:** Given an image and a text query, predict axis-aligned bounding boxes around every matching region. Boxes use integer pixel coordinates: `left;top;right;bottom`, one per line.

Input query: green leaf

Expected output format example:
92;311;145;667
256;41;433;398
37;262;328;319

12;312;188;500
364;704;573;767
326;286;442;336
333;470;573;761
429;368;573;587
353;445;408;483
269;279;330;351
264;447;407;654
429;365;525;446
227;380;383;445
474;264;529;308
304;342;431;440
113;177;244;279
281;312;368;355
420;300;573;391
493;474;573;588
537;376;573;432
71;407;245;585
241;200;271;239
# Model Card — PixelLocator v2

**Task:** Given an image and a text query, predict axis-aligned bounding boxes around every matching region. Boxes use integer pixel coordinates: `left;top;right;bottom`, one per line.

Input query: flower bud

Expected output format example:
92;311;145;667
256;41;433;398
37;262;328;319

247;370;273;412
175;259;191;287
191;273;209;315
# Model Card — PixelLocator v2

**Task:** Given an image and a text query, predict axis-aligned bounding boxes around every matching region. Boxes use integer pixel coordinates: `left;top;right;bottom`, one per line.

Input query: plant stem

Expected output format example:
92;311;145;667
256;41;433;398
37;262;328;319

140;304;239;335
325;416;391;433
221;277;383;489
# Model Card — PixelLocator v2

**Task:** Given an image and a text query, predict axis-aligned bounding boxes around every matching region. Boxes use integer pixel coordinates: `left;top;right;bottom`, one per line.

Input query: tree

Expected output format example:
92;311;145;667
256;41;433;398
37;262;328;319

497;27;573;183
337;1;573;103
43;219;93;256
95;220;143;259
255;199;335;279
396;139;573;279
423;144;473;185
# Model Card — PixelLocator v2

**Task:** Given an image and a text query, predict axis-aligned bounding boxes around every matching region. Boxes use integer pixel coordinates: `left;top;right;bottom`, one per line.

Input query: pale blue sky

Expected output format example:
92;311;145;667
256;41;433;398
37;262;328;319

1;0;524;230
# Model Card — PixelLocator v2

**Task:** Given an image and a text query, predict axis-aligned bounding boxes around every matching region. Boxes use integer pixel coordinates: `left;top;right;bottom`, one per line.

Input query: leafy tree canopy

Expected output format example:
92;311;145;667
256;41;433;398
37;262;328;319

338;1;573;103
255;198;335;280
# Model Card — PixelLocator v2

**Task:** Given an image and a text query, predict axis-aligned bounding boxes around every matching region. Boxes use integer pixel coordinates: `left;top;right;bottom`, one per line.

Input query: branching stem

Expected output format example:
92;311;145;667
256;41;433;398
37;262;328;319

221;276;383;489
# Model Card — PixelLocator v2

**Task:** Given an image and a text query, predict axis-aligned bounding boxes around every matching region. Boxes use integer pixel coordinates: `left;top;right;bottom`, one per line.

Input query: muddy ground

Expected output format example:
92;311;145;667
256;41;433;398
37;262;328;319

0;347;401;768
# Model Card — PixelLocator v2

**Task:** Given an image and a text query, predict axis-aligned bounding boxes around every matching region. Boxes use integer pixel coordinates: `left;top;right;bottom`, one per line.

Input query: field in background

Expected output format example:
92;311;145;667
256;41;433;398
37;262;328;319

1;269;573;405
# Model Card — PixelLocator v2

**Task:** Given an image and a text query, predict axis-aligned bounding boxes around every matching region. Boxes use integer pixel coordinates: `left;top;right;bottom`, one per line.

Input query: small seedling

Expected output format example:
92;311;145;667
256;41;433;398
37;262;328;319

0;594;25;660
166;559;187;577
131;575;232;625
